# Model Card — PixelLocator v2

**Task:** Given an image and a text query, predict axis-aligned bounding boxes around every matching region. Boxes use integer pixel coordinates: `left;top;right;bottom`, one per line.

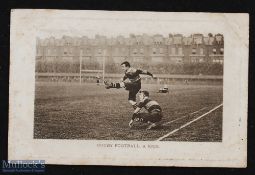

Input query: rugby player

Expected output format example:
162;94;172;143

129;90;163;130
104;61;154;108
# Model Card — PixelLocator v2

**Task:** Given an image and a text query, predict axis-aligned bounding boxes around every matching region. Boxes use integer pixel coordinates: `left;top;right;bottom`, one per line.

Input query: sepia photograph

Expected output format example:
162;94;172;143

34;33;223;141
9;10;248;167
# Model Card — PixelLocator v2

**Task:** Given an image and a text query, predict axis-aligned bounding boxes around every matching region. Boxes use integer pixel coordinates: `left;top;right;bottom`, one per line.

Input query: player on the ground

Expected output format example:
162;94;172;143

129;90;163;130
104;61;154;108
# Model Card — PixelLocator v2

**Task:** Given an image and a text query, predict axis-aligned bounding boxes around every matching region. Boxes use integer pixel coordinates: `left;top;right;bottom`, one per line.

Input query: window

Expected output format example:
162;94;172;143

140;48;144;54
220;48;224;54
178;48;183;55
50;40;55;46
63;48;68;55
171;47;175;55
69;48;73;54
200;48;203;55
98;48;102;54
215;35;223;44
192;48;196;54
213;48;217;54
152;48;156;54
79;50;84;55
133;48;137;54
159;48;164;54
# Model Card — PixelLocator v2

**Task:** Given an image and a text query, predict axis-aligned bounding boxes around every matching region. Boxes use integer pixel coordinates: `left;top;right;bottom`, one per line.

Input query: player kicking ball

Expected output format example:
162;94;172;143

129;90;163;130
104;61;154;109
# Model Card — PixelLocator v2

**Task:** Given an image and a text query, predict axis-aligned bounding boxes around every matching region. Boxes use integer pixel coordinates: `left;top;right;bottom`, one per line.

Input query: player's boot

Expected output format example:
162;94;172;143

104;81;121;89
129;119;134;128
104;81;112;89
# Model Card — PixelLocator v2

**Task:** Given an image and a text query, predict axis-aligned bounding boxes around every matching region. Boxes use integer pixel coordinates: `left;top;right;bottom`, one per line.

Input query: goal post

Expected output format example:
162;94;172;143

79;50;106;84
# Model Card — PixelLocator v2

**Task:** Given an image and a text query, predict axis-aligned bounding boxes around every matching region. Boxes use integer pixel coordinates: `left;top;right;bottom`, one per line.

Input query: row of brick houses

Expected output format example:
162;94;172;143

36;33;224;64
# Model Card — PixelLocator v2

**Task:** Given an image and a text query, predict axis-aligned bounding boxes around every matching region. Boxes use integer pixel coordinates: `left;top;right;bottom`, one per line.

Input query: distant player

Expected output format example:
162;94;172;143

129;90;163;130
96;75;100;85
104;61;154;108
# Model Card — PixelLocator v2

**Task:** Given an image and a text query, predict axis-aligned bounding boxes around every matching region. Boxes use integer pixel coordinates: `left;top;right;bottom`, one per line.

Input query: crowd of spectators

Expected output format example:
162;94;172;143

36;61;223;75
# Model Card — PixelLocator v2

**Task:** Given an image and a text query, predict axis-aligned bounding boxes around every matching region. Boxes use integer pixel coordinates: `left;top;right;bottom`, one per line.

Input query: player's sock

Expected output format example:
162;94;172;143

104;81;121;89
129;119;134;128
111;83;121;88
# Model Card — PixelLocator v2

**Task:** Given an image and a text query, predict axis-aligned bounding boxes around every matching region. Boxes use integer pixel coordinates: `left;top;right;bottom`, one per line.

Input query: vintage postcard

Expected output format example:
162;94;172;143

9;10;248;167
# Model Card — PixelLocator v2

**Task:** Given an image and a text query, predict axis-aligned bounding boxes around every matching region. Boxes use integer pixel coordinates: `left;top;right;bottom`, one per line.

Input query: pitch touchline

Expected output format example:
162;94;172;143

162;107;207;126
156;103;223;141
190;107;207;115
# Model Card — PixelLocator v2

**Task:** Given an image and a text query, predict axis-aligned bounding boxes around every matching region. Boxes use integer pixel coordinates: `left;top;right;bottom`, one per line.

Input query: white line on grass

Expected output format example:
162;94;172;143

156;103;223;141
162;107;207;126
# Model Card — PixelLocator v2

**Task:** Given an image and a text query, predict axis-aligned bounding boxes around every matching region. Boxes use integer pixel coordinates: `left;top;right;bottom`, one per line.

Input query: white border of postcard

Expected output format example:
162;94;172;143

9;10;248;167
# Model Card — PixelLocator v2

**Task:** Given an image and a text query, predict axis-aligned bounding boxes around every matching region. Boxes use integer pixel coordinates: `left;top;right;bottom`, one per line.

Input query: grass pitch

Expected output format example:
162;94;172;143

34;82;223;141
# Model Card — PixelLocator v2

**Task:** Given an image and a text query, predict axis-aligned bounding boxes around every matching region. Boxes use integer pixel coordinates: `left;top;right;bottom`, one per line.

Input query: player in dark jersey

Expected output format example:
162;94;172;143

104;61;154;108
129;90;163;130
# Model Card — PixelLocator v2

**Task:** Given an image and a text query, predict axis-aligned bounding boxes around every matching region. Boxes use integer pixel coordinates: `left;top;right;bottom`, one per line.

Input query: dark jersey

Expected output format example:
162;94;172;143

123;67;152;84
137;98;162;113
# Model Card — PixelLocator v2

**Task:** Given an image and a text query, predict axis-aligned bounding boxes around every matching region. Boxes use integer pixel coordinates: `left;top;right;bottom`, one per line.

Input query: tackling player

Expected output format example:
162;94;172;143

129;90;163;130
104;61;154;108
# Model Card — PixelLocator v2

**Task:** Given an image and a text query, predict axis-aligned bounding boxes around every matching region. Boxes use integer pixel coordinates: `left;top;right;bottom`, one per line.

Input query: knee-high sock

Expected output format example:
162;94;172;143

128;100;137;108
132;103;138;109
